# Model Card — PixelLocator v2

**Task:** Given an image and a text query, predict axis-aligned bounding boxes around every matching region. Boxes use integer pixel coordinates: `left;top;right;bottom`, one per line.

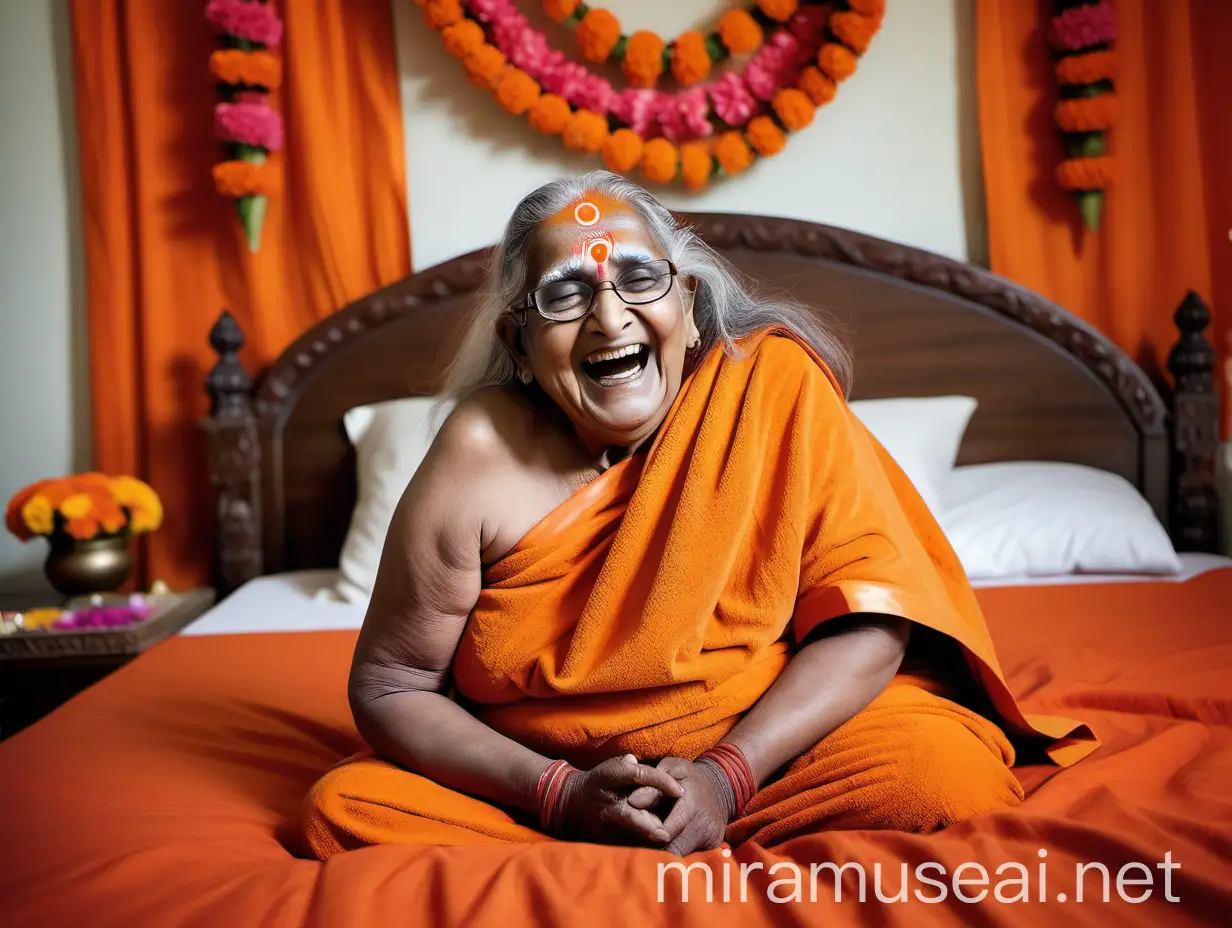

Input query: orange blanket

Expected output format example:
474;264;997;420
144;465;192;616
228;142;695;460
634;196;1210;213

0;571;1229;926
469;331;1092;764
300;330;1094;854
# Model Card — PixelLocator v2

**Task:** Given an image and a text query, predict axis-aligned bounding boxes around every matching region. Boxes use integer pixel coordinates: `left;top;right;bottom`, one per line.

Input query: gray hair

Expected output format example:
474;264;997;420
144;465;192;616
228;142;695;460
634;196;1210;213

441;170;852;397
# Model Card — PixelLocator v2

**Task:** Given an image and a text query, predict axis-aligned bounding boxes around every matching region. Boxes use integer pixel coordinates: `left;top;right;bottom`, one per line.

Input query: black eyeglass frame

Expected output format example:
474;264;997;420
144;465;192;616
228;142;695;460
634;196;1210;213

506;259;679;326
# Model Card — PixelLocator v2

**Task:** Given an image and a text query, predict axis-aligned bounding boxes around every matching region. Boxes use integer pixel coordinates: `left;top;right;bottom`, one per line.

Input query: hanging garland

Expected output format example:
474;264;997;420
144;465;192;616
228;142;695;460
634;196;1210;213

1049;0;1117;233
418;0;884;189
206;0;285;253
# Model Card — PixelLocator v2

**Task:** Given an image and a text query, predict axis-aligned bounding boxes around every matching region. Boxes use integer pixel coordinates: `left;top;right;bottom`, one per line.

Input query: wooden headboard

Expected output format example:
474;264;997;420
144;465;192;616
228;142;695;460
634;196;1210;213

203;214;1222;596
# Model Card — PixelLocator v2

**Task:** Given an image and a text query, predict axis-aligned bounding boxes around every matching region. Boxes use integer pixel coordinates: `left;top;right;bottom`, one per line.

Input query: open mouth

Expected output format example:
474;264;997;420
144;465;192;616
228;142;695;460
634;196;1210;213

580;343;650;387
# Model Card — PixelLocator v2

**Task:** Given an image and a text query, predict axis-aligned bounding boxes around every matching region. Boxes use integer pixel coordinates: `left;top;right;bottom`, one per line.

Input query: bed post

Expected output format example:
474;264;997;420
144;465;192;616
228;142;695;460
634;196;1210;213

1166;291;1221;553
203;310;264;598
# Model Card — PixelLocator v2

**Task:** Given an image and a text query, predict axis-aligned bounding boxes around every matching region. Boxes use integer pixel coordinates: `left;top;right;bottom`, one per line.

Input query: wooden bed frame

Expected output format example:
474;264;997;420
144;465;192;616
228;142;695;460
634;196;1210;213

203;214;1222;597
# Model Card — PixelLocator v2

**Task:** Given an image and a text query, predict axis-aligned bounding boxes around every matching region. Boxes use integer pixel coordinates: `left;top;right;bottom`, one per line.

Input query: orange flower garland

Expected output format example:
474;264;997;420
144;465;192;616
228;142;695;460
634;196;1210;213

576;9;621;63
680;143;714;191
641;138;679;183
1056;155;1114;191
1054;94;1118;133
1055;49;1117;85
212;160;281;197
422;1;885;188
718;10;763;55
623;30;666;88
209;50;282;89
671;31;713;86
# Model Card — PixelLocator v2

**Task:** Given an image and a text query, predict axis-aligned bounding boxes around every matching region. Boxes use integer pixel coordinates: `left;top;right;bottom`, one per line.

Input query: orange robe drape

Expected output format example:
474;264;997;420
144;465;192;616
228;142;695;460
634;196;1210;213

70;0;411;588
299;331;1096;857
976;0;1231;424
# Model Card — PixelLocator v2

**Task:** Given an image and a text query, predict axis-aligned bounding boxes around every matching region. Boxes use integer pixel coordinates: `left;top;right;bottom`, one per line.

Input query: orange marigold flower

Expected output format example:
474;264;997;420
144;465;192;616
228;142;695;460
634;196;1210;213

798;66;837;106
848;0;886;15
1055;93;1118;133
680;143;713;191
463;44;507;90
1056;155;1115;191
718;10;763;55
831;11;881;55
6;478;56;541
714;130;754;175
212;160;280;198
818;43;857;81
623;31;666;88
442;19;486;59
209;50;282;89
602;128;645;173
66;516;101;541
640;138;679;183
21;495;54;537
577;9;622;62
671;31;712;86
562;109;609;153
758;0;799;22
495;67;541;115
746;115;786;156
528;94;572;134
772;88;815;131
543;0;581;23
423;0;464;30
1056;50;1119;86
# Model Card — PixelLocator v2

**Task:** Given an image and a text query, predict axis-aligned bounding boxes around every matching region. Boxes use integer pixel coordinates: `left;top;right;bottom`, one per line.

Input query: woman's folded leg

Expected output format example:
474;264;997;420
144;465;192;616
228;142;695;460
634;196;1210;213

726;683;1025;847
297;753;549;858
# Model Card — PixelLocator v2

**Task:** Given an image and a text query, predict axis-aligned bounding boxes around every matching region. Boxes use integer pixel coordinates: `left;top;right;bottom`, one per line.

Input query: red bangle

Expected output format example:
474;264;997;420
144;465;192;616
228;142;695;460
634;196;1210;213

535;759;577;834
698;742;756;817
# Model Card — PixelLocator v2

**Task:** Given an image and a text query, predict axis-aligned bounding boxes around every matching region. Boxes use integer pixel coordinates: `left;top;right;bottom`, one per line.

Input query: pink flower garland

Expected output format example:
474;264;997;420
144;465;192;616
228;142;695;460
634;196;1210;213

206;0;284;47
466;1;828;142
1049;0;1116;52
215;101;285;150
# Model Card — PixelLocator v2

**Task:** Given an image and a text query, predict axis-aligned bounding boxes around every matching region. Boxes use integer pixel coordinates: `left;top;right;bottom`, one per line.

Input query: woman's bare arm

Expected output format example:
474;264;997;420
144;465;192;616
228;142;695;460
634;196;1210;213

348;402;553;813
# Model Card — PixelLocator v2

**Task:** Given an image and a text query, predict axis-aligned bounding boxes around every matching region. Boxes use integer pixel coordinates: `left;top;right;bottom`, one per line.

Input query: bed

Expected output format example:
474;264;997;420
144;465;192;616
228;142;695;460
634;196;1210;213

2;215;1229;927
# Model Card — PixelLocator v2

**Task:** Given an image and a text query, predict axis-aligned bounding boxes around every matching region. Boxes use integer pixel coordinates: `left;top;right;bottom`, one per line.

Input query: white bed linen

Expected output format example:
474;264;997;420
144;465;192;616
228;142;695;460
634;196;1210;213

181;555;1232;636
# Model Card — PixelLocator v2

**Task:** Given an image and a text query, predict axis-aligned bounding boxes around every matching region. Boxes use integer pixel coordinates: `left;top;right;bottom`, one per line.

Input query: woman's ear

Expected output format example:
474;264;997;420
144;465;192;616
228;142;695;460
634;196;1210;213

497;314;526;359
681;276;700;345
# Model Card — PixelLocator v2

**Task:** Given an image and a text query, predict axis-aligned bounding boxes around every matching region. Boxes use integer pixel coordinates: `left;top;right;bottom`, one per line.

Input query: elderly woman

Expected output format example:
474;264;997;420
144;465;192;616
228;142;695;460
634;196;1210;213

297;172;1092;859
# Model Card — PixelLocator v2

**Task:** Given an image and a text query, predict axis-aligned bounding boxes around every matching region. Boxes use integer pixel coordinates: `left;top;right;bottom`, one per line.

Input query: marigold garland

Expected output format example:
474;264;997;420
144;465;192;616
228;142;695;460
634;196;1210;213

1055;155;1114;191
1055;49;1117;86
641;138;679;183
1049;0;1117;232
209;50;282;88
1054;93;1118;133
424;0;885;188
680;142;714;190
671;31;713;87
623;30;666;88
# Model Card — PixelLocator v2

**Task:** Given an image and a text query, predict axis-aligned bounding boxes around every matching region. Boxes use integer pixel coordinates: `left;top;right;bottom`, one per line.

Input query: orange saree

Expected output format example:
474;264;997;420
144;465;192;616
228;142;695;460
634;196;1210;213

300;330;1096;857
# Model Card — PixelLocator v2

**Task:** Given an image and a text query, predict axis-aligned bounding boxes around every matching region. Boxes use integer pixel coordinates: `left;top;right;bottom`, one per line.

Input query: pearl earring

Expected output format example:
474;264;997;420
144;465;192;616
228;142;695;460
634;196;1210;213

520;368;533;384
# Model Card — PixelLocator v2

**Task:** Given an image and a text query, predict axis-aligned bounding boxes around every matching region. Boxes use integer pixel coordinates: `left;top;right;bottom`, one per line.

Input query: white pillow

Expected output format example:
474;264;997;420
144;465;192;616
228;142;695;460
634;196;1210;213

938;461;1182;579
330;395;456;604
848;396;978;515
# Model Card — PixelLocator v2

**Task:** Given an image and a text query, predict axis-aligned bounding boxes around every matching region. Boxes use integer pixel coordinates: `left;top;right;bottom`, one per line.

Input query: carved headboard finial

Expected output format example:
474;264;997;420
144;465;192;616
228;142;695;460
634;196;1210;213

1166;290;1220;552
206;310;254;421
203;309;263;596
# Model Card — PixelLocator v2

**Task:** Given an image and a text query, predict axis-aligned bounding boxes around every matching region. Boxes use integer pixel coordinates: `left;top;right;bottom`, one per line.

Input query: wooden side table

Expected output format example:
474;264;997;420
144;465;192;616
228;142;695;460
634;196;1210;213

0;588;215;739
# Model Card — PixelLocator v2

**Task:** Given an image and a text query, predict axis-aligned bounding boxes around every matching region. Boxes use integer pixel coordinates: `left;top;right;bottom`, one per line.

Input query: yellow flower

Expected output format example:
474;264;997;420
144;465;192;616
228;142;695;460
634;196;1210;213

111;476;163;534
21;495;54;535
59;493;93;519
20;608;63;630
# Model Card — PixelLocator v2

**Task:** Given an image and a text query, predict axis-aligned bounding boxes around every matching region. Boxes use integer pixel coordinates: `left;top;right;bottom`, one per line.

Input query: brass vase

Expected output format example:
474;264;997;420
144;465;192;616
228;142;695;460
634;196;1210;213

44;529;134;599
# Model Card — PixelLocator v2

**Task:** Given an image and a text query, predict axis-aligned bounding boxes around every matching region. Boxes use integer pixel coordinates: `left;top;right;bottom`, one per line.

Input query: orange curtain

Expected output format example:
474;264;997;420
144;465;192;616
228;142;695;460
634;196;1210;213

70;0;411;590
976;0;1230;405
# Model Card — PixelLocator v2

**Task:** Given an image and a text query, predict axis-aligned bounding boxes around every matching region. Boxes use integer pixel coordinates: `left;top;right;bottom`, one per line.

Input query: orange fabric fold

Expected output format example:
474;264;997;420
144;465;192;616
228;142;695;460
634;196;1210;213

451;330;1097;769
69;0;411;588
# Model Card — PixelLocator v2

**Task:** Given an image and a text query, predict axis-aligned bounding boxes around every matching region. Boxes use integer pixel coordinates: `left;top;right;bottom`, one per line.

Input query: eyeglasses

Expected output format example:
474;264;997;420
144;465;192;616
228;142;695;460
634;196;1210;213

509;259;678;325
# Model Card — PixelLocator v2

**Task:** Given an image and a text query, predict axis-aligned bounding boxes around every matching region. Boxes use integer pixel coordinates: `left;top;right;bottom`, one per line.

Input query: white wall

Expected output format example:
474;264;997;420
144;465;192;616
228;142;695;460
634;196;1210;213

0;1;89;594
393;0;985;271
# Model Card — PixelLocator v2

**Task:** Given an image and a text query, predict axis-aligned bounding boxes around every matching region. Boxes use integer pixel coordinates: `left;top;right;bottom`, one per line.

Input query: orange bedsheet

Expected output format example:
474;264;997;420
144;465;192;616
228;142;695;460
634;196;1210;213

1;571;1230;927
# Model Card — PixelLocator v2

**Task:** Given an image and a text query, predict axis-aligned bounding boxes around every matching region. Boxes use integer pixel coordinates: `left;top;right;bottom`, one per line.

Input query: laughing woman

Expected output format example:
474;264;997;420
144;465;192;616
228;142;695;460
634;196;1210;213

296;172;1094;858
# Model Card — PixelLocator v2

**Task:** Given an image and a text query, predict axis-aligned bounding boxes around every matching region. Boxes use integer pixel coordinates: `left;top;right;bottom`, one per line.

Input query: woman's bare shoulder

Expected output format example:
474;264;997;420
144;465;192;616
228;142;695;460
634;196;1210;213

429;385;543;474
